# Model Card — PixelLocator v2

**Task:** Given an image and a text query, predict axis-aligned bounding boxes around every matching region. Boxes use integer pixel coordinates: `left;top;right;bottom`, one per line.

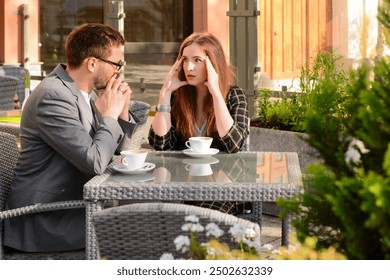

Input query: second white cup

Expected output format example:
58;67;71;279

120;150;148;170
185;163;213;176
185;137;213;153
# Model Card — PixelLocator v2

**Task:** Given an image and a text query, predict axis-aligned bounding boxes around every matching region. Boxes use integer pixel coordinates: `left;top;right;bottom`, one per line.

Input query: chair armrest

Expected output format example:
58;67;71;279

0;200;85;219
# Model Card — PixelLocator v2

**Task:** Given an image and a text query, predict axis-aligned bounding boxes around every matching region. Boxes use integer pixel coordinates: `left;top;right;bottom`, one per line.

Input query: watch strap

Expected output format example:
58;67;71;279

155;104;171;112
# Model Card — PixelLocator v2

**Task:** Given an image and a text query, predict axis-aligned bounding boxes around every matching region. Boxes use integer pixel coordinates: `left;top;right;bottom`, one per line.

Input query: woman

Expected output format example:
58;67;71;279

148;31;249;153
148;31;250;215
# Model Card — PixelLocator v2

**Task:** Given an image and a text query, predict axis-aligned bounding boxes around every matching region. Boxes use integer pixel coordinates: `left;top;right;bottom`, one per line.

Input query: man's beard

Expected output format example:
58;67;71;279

94;73;119;91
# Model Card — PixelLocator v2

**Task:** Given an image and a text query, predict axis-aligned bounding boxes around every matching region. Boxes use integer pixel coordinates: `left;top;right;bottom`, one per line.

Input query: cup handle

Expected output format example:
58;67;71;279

185;164;190;171
121;157;128;166
185;141;192;150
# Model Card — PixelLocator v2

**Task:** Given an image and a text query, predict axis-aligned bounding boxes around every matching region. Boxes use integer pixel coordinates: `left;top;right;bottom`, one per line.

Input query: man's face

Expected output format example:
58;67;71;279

93;46;124;90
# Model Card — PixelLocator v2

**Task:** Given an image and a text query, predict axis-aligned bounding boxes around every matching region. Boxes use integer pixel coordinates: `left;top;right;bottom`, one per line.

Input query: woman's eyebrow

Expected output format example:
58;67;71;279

182;55;206;60
192;55;206;60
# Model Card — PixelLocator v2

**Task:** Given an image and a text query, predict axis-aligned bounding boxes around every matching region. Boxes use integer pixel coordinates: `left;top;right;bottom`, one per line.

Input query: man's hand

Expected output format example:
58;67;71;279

95;76;130;120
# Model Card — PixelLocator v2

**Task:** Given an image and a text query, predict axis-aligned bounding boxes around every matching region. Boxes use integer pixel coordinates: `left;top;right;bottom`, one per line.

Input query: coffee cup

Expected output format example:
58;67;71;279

185;137;213;153
185;163;213;176
120;150;148;170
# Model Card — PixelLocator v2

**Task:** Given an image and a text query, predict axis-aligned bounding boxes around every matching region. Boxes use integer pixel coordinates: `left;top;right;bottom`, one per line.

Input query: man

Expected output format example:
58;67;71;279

4;23;139;252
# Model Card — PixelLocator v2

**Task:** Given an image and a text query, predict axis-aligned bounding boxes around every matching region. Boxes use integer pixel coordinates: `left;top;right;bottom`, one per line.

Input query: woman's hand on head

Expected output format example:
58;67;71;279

163;57;188;93
203;56;221;96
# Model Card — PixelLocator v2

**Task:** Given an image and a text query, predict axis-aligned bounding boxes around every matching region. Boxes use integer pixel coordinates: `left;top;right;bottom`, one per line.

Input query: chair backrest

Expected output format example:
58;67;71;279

0;76;19;111
92;202;261;260
0;66;29;105
0;132;19;211
127;100;151;150
0;123;20;140
0;132;19;258
0;132;86;260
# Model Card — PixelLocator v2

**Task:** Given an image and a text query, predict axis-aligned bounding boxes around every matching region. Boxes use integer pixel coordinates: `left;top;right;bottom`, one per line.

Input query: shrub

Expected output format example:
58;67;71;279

278;1;390;260
279;40;390;260
254;50;347;132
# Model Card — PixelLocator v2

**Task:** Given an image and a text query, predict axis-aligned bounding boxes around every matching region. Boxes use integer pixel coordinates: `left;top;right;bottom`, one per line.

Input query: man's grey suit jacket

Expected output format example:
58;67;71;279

4;64;138;252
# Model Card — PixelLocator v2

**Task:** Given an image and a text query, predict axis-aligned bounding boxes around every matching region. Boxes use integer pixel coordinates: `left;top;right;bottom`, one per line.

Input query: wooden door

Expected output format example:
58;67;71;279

258;0;333;80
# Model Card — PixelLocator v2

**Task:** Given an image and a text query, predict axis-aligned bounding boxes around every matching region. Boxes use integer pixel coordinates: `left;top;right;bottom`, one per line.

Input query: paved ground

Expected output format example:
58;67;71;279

259;214;283;257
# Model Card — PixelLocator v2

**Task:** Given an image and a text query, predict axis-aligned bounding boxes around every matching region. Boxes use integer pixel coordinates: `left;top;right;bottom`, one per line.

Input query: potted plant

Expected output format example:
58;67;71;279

250;50;349;215
250;50;348;170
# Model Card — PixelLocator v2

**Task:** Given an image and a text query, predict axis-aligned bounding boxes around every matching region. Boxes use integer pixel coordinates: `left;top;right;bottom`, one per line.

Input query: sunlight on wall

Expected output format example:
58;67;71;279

348;0;379;60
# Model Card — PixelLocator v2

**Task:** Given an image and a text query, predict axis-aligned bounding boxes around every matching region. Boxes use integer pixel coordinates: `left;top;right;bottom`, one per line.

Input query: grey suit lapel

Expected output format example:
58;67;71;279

53;64;95;130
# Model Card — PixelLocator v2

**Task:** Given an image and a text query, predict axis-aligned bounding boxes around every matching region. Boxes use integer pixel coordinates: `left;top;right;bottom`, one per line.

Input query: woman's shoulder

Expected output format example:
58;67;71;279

229;86;245;95
227;86;247;101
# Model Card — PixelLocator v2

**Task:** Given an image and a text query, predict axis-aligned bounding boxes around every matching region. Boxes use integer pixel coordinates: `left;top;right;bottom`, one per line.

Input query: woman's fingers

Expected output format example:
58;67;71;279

172;56;184;72
205;56;216;75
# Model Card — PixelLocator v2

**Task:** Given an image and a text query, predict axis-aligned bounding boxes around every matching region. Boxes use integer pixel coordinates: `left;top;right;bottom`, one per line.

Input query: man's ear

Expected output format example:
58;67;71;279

87;57;97;72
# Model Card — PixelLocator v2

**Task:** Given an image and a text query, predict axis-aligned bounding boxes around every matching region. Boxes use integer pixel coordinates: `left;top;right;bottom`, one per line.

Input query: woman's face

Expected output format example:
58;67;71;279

182;43;207;86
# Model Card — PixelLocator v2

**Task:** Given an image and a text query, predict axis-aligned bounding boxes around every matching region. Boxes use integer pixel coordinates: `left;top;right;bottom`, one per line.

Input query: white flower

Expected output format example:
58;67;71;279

243;239;261;251
181;222;204;232
185;215;199;223
229;224;256;243
345;138;369;165
160;253;175;260
229;224;247;242
229;224;256;245
181;223;192;231
262;244;274;251
205;223;224;238
246;228;256;239
174;235;190;253
190;223;205;232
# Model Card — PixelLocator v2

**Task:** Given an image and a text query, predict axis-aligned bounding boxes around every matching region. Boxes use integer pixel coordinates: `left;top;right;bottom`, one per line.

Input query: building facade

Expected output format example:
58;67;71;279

1;0;387;114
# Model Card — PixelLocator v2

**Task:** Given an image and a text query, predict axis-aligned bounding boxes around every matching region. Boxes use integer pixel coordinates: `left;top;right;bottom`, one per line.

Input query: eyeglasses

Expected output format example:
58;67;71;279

96;57;125;71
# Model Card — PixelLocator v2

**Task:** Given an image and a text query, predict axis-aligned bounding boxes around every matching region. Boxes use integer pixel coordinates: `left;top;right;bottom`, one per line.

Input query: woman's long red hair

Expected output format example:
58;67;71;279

172;31;236;139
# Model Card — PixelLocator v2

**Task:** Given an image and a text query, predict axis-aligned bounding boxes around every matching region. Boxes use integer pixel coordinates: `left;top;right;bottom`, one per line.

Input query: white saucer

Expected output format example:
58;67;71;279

182;157;219;165
112;162;156;174
182;148;219;158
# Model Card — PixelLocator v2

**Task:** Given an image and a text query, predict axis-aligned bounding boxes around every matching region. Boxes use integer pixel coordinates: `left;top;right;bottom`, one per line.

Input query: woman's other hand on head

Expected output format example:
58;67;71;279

204;56;220;95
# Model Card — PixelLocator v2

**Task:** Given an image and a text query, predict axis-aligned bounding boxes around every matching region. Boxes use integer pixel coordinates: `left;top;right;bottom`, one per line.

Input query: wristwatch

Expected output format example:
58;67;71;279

155;104;171;113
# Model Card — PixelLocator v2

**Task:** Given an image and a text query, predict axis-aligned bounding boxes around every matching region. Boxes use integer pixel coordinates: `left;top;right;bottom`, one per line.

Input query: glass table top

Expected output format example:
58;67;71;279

105;151;299;185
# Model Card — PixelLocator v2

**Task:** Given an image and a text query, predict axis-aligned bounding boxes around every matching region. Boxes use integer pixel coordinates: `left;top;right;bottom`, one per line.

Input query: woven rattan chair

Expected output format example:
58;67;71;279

0;123;20;140
92;202;261;260
0;132;86;259
0;65;29;106
0;75;19;111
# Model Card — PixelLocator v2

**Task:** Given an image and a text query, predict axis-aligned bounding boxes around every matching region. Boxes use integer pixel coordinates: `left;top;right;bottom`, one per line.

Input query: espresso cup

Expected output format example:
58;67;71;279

185;163;213;176
120;150;148;170
185;137;213;153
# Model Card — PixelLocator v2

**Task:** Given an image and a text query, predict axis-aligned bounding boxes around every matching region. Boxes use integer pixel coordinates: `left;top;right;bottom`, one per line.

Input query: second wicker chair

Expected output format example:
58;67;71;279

92;202;261;260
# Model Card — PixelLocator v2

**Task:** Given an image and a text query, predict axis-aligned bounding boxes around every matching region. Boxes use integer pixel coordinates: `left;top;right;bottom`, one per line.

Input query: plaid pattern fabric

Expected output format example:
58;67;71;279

148;86;250;215
148;86;249;153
